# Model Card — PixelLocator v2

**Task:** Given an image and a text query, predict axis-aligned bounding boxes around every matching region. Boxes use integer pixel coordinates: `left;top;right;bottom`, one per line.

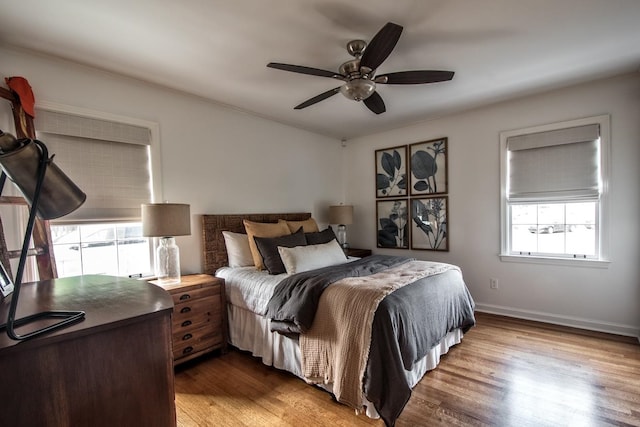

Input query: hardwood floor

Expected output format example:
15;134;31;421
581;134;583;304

174;312;640;426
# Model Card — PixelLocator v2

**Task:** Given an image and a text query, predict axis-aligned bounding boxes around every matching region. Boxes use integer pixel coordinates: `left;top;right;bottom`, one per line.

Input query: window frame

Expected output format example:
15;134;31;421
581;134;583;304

499;115;611;267
36;101;163;276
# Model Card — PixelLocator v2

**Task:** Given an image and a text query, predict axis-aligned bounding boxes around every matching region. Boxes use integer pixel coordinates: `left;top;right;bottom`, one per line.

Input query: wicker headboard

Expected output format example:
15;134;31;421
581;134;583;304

202;212;312;274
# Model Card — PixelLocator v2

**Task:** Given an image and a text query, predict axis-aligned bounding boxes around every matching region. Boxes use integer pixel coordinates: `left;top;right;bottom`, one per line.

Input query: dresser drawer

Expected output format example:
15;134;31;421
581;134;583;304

172;320;221;345
170;285;220;306
172;310;216;332
173;296;221;323
173;324;224;361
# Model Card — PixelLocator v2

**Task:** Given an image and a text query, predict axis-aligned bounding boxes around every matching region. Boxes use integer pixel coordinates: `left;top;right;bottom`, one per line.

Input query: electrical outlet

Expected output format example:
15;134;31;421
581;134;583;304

490;278;499;289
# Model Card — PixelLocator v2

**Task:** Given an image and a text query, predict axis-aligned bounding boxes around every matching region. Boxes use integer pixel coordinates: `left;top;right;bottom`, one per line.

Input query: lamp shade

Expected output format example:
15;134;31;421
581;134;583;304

0;136;86;219
141;203;191;237
329;205;354;225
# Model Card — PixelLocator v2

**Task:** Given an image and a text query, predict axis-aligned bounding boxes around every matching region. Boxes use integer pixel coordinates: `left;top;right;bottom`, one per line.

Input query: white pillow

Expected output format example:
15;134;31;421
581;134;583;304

222;231;254;267
278;239;348;274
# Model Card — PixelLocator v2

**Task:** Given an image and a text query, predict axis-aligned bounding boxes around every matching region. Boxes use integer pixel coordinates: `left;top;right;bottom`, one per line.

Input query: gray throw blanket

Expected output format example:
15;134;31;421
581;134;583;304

365;268;475;426
266;255;411;335
266;255;476;427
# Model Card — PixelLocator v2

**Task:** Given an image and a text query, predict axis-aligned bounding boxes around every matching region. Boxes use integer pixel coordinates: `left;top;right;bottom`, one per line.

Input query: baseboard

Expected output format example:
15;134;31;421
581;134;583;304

474;303;640;338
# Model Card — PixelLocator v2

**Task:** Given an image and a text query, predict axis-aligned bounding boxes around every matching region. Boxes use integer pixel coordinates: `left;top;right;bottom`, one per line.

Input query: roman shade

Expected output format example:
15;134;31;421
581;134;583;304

507;124;600;202
34;109;152;222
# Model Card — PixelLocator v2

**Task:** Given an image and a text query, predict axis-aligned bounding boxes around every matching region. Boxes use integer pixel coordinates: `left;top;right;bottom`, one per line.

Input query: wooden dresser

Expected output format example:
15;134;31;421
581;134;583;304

151;274;227;365
0;275;176;427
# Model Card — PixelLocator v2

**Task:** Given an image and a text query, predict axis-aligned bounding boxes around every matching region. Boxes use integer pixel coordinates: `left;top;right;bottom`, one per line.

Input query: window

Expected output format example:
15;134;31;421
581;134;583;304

500;115;610;264
51;223;150;277
510;202;597;257
34;103;161;278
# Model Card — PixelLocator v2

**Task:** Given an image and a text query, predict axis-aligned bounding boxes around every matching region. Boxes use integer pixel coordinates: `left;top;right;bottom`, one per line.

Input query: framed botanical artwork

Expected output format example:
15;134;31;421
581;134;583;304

409;137;448;196
376;199;409;249
375;145;407;198
410;197;448;251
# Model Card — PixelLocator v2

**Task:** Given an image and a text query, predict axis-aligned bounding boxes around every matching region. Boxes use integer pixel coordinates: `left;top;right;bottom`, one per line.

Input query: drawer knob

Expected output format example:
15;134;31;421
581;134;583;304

180;307;191;314
183;346;193;355
179;294;191;301
181;320;192;327
182;333;193;341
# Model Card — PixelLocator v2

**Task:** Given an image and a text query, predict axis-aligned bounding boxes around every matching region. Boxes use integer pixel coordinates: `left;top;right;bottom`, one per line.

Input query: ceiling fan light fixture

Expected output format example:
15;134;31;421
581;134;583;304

267;22;454;113
340;78;376;101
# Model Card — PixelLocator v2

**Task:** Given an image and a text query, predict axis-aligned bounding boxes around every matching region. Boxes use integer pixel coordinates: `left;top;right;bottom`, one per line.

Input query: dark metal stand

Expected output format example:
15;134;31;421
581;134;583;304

0;140;85;340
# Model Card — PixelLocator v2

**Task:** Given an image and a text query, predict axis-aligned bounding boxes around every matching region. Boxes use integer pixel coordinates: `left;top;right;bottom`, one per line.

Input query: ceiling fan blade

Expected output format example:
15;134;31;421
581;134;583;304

267;63;345;80
376;70;455;84
360;22;403;72
363;91;386;114
294;87;342;109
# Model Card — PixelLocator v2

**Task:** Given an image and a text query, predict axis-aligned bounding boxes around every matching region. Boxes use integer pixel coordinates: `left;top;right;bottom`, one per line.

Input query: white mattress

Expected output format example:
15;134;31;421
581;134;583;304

217;265;463;419
216;266;284;314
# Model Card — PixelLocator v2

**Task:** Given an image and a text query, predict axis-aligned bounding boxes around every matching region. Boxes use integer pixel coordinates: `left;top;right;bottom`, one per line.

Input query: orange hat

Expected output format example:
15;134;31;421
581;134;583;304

5;76;35;118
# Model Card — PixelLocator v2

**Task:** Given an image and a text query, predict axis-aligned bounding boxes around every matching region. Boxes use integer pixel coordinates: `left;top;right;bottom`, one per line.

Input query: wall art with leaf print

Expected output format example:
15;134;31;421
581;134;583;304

409;137;448;196
375;145;407;198
410;197;448;251
376;199;409;249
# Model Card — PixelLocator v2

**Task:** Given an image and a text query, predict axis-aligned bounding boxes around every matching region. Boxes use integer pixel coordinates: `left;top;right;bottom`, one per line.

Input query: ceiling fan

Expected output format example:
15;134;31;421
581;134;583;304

267;22;454;114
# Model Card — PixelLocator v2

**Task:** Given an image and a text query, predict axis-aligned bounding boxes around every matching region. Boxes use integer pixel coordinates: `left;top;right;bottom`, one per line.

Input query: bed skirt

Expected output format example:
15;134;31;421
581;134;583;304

227;303;463;419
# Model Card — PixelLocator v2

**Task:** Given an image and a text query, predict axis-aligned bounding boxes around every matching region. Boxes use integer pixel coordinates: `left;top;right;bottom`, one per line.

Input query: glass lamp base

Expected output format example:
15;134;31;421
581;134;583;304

156;236;181;284
337;224;349;249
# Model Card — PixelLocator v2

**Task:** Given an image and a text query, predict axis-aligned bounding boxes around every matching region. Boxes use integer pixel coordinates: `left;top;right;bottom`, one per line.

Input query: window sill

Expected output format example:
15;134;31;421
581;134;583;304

499;254;610;268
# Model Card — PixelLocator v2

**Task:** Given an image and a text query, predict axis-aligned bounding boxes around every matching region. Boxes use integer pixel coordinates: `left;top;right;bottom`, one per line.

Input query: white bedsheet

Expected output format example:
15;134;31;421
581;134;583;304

216;266;283;314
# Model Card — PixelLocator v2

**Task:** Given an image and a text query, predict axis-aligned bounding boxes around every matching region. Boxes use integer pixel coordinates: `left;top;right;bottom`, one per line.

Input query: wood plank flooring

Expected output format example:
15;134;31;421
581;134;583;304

174;312;640;426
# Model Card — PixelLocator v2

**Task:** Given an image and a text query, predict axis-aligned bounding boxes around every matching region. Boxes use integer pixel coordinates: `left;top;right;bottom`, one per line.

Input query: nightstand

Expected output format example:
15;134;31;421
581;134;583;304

345;248;372;258
151;274;227;365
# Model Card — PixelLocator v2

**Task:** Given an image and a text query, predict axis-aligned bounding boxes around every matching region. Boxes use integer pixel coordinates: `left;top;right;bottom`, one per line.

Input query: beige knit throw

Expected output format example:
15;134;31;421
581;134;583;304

300;260;459;410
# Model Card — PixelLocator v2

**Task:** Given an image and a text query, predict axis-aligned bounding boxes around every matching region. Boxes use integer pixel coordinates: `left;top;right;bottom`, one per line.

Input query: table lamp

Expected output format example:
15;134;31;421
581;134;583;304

329;204;354;249
0;131;87;340
141;203;191;285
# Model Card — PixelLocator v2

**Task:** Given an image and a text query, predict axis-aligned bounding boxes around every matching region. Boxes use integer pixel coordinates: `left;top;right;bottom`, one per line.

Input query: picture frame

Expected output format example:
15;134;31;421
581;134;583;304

375;145;408;198
409;137;448;196
0;262;14;297
376;199;409;249
410;196;449;251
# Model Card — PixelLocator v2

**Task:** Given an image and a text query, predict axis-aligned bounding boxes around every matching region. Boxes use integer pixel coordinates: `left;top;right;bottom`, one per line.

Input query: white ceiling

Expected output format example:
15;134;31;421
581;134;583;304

1;0;639;140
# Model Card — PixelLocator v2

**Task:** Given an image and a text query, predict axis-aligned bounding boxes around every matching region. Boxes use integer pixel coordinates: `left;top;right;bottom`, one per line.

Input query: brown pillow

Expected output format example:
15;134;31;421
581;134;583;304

244;219;291;270
281;217;319;233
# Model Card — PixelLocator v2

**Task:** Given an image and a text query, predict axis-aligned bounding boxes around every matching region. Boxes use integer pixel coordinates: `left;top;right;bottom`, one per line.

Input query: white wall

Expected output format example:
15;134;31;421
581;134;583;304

0;45;343;275
345;73;640;336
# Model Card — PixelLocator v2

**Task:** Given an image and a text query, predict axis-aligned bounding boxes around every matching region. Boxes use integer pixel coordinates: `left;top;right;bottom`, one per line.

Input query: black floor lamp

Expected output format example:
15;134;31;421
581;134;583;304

0;131;87;340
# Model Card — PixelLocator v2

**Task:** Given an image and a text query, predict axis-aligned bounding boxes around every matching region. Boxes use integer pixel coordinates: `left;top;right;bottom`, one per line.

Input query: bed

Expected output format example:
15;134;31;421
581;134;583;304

202;213;475;426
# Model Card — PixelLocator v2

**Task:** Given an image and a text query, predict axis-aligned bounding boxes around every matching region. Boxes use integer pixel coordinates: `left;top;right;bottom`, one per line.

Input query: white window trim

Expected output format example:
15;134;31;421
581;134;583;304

499;115;611;266
36;100;164;203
